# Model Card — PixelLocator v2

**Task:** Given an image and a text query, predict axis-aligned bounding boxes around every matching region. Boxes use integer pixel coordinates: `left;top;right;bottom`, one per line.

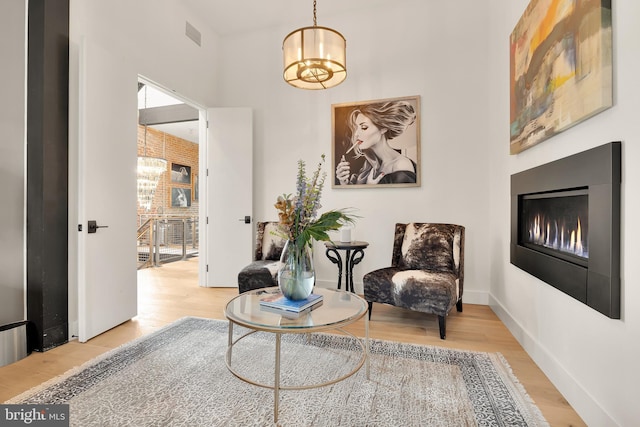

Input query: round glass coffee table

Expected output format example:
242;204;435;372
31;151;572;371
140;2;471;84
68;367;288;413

224;286;369;423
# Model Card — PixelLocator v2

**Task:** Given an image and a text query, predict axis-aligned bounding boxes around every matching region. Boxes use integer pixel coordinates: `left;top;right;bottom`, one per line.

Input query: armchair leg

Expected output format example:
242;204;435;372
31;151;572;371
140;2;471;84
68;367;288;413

438;315;446;339
367;301;373;320
456;299;463;312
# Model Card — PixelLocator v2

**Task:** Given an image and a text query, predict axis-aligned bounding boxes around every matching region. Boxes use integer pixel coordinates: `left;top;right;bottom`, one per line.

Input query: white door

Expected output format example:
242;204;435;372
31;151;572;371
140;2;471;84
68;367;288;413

77;39;138;341
205;108;253;287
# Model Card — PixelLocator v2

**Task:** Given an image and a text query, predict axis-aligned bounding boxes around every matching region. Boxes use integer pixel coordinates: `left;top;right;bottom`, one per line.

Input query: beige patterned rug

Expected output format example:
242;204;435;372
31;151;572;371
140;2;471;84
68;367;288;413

7;317;548;426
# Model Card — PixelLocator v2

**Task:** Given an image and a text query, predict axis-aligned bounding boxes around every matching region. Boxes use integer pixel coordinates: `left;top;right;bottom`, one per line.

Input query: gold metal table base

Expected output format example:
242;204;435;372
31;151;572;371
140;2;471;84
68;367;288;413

225;317;370;423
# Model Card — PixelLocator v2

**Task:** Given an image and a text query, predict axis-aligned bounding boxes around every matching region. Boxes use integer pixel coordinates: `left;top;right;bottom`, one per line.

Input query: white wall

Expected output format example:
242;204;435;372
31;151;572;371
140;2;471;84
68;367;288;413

487;1;640;426
69;0;221;106
0;0;26;325
214;0;640;425
217;0;493;305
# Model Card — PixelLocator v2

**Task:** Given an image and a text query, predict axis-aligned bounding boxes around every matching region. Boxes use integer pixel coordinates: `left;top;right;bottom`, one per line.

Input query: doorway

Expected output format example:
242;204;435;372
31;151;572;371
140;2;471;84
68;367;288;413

136;80;255;289
136;79;201;271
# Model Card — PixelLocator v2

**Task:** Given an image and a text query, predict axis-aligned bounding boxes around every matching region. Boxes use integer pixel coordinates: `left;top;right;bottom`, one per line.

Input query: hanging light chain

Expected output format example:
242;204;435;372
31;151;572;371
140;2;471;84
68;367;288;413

313;0;317;26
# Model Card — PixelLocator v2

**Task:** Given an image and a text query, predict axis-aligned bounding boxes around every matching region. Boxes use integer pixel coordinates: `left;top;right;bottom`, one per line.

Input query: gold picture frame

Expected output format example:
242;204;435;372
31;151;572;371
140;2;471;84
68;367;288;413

331;95;421;188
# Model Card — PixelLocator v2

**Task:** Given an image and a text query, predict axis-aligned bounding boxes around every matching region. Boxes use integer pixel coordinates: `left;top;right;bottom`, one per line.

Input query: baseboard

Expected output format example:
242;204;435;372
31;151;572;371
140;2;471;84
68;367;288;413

461;290;488;305
488;294;616;427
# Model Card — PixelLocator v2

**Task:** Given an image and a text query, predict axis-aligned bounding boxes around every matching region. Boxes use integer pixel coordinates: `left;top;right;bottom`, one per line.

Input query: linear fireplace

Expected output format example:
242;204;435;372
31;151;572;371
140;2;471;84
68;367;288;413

510;142;621;318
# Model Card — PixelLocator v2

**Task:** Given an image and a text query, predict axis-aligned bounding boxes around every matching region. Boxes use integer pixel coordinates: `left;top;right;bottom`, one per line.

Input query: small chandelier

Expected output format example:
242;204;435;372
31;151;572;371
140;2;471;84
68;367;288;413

137;153;166;211
283;0;346;90
137;84;167;211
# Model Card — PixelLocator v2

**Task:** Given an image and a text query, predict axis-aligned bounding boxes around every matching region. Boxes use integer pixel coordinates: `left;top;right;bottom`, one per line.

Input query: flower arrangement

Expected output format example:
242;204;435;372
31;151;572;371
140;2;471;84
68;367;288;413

274;154;355;251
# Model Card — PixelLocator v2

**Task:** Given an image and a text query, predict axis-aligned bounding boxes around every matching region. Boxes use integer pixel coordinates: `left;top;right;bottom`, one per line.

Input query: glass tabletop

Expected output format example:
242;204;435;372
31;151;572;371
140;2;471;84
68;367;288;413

324;241;369;250
224;287;368;332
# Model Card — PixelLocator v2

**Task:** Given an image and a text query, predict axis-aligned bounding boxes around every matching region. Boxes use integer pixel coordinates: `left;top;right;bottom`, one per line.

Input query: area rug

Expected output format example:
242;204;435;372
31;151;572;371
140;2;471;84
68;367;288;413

6;317;548;427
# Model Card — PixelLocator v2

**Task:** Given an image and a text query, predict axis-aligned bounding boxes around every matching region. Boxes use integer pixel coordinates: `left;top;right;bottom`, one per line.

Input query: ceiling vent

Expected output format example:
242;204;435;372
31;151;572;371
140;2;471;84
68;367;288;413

185;21;201;47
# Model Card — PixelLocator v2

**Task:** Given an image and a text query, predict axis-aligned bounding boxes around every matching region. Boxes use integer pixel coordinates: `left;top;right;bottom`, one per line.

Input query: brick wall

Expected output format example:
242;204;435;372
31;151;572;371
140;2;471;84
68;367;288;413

137;125;199;223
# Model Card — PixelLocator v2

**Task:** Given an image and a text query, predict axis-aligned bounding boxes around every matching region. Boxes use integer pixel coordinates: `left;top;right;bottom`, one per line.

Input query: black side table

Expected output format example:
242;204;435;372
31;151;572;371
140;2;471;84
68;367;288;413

324;241;369;293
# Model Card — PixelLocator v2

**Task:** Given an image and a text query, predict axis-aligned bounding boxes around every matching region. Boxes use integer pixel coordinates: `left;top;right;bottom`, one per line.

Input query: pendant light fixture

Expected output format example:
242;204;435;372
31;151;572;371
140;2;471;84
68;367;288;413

137;85;167;211
137;130;167;211
283;0;347;89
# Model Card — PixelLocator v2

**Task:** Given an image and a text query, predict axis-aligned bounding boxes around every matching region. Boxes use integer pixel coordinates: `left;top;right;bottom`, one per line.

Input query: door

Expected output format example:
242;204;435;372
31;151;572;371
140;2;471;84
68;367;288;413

205;108;253;287
77;38;138;341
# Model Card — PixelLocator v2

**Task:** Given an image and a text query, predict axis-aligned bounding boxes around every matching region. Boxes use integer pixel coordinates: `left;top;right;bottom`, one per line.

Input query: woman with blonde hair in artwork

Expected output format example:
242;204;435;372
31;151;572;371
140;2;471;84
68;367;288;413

335;100;417;185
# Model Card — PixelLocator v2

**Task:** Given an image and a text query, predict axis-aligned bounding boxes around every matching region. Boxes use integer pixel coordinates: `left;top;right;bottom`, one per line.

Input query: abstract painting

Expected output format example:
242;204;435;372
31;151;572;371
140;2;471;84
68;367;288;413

510;0;612;154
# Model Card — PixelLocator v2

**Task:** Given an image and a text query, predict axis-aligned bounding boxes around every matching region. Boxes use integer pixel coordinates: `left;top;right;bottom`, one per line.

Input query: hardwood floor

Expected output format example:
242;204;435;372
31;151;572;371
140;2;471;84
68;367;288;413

0;259;585;426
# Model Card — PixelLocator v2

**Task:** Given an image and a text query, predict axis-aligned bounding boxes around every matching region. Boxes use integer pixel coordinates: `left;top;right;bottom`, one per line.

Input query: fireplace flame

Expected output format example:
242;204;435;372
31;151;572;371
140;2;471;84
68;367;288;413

527;214;588;258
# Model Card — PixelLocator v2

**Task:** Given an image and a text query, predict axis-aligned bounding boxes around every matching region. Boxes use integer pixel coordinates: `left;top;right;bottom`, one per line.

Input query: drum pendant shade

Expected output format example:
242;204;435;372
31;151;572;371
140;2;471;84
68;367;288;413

282;1;346;89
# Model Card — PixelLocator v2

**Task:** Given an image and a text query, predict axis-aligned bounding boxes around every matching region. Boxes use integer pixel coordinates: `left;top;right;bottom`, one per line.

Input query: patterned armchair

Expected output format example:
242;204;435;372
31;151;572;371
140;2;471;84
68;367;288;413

237;222;287;294
363;223;465;339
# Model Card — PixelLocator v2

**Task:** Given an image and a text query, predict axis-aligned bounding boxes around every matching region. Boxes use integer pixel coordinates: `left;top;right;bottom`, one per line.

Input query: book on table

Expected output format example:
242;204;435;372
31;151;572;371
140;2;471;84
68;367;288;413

259;292;323;313
259;300;323;319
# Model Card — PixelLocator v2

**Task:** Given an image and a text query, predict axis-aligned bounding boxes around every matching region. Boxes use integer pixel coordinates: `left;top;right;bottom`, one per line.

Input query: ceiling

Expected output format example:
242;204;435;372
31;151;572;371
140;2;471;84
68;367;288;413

138;83;199;144
181;0;400;37
150;121;199;144
140;0;404;144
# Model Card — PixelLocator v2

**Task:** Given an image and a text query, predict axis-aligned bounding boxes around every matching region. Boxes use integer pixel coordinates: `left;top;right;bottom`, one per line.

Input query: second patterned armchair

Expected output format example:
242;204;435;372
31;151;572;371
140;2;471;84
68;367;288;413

363;223;465;339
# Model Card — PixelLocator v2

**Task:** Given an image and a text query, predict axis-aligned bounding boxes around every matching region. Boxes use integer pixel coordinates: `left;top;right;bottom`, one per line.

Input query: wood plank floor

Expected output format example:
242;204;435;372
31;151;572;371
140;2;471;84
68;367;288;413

0;259;585;426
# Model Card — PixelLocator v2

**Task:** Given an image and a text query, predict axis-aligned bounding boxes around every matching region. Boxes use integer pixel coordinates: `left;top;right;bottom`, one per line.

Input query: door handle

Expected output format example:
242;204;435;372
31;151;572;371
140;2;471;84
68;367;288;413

238;216;251;224
88;220;109;234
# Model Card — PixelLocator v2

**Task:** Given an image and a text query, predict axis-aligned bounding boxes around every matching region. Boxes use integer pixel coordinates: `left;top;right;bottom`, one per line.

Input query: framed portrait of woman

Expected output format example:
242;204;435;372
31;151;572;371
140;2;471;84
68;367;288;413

332;95;421;188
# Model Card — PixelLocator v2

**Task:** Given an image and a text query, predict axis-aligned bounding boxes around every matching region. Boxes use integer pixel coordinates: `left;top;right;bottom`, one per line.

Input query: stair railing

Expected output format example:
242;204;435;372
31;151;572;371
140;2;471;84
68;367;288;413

137;216;199;269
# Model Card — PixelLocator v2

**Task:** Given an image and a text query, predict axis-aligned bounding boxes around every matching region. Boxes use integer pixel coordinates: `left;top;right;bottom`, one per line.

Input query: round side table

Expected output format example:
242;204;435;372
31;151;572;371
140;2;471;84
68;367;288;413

324;241;369;293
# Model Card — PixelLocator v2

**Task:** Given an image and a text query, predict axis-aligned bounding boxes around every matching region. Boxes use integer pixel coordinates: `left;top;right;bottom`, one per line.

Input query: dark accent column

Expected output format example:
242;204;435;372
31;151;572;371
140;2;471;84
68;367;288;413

27;0;70;351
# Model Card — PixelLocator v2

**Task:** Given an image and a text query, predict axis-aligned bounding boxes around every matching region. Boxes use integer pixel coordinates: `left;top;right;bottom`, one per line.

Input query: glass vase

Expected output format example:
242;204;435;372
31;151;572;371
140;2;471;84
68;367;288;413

278;240;315;300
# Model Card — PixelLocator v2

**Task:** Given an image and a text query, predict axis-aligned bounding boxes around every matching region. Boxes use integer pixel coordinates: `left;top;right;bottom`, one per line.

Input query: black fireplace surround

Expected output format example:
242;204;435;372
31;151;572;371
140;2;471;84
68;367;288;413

510;142;621;318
